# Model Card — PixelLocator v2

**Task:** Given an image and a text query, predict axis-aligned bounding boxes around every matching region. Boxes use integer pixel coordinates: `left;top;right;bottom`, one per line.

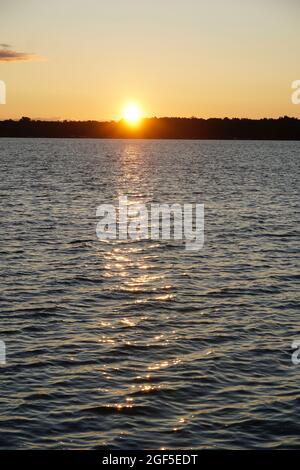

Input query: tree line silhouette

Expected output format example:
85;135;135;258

1;116;300;139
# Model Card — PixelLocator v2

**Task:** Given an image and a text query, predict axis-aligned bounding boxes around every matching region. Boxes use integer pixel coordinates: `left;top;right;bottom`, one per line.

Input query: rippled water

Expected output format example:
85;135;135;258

0;138;300;449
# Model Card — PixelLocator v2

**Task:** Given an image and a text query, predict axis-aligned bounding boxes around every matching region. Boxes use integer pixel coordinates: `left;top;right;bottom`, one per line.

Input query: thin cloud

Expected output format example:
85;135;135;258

0;46;43;62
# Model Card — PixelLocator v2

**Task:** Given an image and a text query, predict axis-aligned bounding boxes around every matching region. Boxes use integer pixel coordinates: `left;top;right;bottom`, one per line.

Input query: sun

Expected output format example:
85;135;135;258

122;102;142;126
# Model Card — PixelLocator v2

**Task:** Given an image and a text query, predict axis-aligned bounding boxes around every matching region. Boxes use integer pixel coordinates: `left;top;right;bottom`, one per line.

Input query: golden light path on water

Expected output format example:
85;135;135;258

94;141;186;434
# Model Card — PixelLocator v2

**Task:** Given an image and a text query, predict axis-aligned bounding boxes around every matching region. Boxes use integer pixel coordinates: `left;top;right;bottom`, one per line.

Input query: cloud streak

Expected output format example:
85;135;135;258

0;46;42;62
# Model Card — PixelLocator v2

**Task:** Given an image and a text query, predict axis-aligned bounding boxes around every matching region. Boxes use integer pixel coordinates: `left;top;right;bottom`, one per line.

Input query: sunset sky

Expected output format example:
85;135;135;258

0;0;299;120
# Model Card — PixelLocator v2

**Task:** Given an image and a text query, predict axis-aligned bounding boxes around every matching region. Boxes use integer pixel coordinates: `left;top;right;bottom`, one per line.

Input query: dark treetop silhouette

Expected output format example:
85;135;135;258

1;116;300;139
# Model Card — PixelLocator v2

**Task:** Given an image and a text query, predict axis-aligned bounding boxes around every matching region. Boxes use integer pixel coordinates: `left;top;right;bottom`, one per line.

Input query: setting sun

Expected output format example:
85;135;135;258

122;103;142;126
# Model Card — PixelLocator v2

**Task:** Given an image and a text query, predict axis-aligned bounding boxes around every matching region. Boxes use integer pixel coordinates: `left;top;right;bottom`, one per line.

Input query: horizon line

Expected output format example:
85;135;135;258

1;115;300;123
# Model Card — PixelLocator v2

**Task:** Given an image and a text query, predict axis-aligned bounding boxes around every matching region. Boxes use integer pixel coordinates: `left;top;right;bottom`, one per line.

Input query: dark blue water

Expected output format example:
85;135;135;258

0;138;299;449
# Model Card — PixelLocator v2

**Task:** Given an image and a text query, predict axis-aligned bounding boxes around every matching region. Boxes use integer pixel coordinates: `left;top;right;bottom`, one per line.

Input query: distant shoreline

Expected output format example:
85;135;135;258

1;116;300;140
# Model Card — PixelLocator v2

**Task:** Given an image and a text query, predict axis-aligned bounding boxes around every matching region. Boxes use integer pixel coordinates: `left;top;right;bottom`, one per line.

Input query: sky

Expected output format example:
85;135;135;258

0;0;300;120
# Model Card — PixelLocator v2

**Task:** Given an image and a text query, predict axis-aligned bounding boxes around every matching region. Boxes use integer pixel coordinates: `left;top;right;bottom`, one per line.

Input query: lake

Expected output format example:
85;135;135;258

0;138;299;449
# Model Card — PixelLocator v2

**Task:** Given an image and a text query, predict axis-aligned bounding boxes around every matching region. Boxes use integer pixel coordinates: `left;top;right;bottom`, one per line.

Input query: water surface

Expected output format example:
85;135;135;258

0;139;299;449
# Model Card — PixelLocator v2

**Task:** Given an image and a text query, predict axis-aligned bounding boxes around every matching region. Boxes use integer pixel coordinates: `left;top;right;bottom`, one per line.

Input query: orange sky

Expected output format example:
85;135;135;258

0;0;300;120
